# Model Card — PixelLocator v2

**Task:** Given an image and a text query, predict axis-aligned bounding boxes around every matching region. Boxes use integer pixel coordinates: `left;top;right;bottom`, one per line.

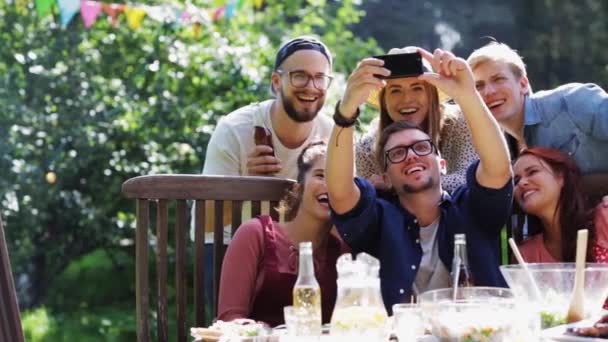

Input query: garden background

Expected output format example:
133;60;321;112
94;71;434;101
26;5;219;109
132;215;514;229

1;0;607;340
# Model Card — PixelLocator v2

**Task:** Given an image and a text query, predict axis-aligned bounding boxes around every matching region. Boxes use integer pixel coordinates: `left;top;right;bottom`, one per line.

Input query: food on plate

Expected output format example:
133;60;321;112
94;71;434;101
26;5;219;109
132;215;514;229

190;318;275;341
566;314;608;338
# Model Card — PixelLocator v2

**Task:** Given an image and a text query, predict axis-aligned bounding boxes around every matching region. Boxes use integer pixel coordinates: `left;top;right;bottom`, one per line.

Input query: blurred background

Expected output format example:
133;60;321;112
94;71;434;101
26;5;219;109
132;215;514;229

1;0;607;340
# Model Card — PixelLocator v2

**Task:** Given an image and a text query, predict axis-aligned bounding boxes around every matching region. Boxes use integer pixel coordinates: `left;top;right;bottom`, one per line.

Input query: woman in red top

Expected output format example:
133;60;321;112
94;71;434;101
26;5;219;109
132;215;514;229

217;142;350;326
513;147;608;264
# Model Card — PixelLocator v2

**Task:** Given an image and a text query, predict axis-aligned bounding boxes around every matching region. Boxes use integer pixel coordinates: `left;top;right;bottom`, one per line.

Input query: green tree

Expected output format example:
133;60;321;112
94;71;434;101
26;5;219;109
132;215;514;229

0;0;378;311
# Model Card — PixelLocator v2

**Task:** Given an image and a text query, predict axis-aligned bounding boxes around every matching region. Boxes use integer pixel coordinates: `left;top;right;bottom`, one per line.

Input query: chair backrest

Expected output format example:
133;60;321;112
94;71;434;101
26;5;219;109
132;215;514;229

122;174;296;342
0;215;25;342
582;173;608;205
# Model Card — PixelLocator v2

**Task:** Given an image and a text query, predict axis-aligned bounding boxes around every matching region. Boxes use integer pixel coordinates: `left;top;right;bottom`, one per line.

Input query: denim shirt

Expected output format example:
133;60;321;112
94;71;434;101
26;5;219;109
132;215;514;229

331;161;512;314
523;83;608;174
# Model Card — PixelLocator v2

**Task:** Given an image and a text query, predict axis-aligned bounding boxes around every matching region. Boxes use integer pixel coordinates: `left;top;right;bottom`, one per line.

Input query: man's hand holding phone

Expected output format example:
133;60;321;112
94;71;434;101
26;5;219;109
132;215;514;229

246;145;282;176
416;47;475;103
339;58;390;117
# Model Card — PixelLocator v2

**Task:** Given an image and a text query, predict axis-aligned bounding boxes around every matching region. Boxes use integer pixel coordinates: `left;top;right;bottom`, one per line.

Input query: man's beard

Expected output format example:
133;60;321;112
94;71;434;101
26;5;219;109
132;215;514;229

400;177;435;194
280;88;323;123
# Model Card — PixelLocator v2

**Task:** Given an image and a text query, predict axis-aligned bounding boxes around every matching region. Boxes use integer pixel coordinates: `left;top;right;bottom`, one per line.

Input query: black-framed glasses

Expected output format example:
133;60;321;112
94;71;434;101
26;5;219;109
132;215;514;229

276;69;333;90
384;139;436;170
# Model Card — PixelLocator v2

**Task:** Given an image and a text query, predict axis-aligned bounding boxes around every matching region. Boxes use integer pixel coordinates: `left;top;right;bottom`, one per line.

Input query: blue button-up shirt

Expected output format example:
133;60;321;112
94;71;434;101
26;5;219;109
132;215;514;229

331;161;512;314
523;83;608;174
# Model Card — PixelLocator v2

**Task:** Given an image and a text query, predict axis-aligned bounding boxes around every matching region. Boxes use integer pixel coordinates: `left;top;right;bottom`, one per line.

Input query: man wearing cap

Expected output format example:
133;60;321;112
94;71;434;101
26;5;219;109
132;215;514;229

196;37;334;315
203;36;334;178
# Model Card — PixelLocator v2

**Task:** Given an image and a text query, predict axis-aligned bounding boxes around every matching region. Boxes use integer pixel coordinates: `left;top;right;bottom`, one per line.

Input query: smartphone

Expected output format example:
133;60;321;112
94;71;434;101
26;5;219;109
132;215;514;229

254;126;275;157
373;52;424;79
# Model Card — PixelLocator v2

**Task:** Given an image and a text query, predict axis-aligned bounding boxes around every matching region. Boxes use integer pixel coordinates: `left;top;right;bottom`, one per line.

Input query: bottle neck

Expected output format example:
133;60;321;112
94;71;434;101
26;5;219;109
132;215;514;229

454;243;469;266
296;249;317;284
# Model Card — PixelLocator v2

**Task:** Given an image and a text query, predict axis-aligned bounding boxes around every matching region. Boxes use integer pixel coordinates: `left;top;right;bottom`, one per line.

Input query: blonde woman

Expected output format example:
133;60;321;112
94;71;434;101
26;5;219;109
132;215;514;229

356;47;477;193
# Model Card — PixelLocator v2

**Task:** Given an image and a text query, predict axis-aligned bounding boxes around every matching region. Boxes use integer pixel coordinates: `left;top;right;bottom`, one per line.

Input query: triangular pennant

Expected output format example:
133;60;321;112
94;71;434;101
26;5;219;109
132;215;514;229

102;3;125;27
124;5;146;29
236;0;245;10
254;0;262;10
80;0;102;28
173;10;183;27
57;0;81;26
225;1;236;19
212;5;225;21
35;0;54;17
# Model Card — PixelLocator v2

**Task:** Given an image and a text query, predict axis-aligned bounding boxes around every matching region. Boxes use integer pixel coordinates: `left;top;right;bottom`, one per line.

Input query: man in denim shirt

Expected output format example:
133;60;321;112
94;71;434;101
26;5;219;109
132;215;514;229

327;48;513;314
467;42;608;174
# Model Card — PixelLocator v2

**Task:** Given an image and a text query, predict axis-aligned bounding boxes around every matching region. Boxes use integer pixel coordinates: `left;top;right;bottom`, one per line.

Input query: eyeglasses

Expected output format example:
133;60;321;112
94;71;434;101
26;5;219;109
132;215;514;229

384;139;436;170
276;69;333;90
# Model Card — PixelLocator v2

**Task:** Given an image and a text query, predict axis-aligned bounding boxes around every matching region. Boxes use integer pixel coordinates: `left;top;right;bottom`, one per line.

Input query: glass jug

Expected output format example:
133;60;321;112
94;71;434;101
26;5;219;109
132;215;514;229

329;252;388;339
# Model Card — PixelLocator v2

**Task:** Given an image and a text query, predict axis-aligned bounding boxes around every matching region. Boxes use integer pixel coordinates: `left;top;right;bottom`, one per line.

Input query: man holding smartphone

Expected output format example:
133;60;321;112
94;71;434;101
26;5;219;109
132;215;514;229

202;36;334;178
327;48;513;313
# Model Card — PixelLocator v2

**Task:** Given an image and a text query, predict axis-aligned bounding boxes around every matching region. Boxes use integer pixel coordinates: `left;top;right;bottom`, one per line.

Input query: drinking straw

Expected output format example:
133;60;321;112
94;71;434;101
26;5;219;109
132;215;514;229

508;238;542;301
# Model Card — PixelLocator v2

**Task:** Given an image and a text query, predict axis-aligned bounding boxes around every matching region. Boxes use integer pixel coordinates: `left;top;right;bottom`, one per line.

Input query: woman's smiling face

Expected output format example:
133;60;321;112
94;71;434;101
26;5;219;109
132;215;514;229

383;77;430;126
514;154;564;216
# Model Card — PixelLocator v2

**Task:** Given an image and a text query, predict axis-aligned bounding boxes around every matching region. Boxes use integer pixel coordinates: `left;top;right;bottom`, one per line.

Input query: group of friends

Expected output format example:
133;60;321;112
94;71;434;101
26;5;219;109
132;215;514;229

201;36;608;325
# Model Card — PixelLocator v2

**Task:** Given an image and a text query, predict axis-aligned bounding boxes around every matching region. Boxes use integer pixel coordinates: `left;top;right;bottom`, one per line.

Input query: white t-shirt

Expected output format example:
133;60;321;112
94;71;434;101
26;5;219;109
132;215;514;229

413;219;450;295
202;99;333;179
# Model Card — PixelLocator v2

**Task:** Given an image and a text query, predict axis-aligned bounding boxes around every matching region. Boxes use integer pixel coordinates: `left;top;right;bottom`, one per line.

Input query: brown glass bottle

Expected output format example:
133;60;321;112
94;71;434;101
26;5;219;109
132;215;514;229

254;126;275;156
450;233;474;287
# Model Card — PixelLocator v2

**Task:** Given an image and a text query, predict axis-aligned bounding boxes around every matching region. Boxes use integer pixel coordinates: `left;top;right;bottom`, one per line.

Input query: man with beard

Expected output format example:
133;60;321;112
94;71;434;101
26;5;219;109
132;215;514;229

198;37;333;311
326;48;513;314
203;36;333;178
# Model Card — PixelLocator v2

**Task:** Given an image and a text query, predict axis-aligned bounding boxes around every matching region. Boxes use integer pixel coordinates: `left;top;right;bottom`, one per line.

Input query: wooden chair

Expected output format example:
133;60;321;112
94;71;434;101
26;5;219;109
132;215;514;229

0;215;25;342
122;174;295;342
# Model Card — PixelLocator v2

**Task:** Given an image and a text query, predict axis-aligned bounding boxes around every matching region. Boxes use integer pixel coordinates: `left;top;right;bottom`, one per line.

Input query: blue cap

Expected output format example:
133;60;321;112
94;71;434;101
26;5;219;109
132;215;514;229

273;36;332;70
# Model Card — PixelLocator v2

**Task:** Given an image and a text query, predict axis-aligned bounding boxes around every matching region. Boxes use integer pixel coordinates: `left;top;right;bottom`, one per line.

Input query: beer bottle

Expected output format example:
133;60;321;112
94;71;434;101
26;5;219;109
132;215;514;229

450;234;474;287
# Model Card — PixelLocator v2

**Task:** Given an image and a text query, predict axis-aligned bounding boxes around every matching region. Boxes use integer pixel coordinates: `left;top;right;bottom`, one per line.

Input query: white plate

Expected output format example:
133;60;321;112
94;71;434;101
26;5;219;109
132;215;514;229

541;318;608;341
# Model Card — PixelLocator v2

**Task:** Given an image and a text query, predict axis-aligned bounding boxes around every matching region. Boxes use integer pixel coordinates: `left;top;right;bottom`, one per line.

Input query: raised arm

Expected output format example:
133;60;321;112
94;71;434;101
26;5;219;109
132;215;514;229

418;48;512;189
327;58;389;214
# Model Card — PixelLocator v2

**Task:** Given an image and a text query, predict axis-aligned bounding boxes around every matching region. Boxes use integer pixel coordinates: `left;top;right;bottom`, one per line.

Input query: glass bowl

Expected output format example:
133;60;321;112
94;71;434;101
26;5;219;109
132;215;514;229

418;287;537;341
500;263;608;328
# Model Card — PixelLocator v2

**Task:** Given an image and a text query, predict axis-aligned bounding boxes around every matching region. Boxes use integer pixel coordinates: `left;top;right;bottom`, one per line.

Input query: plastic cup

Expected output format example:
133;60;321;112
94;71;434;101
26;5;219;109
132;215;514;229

392;303;424;342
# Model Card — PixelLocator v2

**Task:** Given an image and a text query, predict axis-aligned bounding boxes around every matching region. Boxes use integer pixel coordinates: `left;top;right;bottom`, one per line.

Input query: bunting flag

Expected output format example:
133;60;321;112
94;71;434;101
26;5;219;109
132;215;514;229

225;0;236;19
124;5;146;29
58;0;81;26
26;0;261;31
81;0;102;28
35;0;54;16
102;3;125;27
212;5;224;21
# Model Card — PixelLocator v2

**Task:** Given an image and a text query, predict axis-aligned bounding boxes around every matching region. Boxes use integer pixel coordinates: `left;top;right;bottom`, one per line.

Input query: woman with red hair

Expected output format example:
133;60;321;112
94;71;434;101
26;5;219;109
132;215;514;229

513;146;608;263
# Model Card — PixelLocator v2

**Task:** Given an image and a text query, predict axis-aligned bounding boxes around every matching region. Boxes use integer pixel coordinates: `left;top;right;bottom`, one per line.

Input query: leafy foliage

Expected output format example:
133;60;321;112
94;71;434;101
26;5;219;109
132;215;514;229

0;0;379;311
355;0;608;90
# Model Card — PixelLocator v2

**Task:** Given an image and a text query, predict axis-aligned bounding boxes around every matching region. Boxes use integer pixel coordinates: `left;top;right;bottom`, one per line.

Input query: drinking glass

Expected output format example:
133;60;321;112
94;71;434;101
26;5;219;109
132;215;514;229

392;303;424;342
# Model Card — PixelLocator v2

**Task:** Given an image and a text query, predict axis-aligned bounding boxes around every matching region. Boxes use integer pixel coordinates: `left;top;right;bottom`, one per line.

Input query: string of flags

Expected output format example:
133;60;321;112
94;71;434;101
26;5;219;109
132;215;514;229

32;0;264;29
